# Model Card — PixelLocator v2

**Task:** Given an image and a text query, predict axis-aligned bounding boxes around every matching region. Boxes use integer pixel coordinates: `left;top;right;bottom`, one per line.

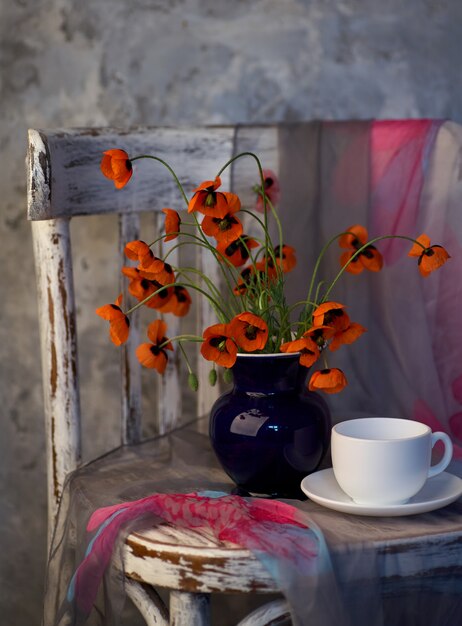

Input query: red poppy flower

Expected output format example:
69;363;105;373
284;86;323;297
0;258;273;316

303;325;337;346
267;245;297;274
136;319;173;374
308;368;348;394
339;224;383;274
408;234;450;277
100;149;133;189
230;312;268;352
158;285;192;317
329;322;367;352
95;294;130;346
312;302;350;333
188;177;240;219
255;169;280;213
162;209;181;242
201;212;243;245
122;267;174;310
200;324;238;368
280;337;320;368
216;236;259;267
138;261;175;287
124;240;175;284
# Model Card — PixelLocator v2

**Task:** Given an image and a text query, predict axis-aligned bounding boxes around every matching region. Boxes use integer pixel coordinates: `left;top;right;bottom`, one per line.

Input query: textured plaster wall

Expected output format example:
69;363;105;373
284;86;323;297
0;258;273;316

1;0;462;623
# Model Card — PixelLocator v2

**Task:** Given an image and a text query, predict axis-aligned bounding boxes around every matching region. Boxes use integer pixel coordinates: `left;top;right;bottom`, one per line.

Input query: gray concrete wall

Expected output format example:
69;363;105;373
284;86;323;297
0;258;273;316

1;1;462;624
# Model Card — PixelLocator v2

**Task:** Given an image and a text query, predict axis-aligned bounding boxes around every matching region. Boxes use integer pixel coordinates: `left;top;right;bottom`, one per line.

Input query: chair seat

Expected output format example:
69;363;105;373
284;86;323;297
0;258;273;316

124;523;278;593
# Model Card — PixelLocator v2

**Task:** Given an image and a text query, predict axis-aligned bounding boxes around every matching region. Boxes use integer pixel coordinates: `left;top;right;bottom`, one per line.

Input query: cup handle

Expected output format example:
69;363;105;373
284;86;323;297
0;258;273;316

427;432;453;478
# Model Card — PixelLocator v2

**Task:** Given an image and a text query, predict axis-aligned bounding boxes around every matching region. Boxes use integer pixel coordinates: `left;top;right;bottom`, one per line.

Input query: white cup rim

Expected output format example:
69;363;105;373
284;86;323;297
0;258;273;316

332;417;431;443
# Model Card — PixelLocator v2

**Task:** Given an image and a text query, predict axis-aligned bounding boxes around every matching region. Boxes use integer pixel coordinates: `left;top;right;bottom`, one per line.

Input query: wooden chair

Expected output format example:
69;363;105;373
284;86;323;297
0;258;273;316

27;126;291;625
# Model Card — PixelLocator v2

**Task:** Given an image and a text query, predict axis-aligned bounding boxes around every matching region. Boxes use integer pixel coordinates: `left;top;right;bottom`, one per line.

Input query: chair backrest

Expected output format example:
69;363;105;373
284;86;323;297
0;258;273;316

27;125;279;533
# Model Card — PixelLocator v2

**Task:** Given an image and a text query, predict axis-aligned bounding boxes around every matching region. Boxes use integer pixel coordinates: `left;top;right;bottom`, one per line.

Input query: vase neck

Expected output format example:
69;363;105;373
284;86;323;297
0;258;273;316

231;354;304;393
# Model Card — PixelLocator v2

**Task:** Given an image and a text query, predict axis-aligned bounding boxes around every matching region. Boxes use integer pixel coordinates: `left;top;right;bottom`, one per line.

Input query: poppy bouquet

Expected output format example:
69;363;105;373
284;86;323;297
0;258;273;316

97;149;450;395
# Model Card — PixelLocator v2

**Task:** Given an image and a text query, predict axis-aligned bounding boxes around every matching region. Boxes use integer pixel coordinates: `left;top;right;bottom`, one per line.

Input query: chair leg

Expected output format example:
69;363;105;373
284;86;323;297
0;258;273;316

125;579;169;626
236;599;291;626
169;591;210;626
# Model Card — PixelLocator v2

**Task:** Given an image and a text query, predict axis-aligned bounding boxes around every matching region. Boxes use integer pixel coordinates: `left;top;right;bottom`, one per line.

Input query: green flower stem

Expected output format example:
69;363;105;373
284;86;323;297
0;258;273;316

188;212;245;303
305;231;350;313
215;151;273;275
159;335;204;350
322;234;426;302
175;267;239;318
287;299;319;315
156;233;242;311
124;280;229;321
131;155;189;206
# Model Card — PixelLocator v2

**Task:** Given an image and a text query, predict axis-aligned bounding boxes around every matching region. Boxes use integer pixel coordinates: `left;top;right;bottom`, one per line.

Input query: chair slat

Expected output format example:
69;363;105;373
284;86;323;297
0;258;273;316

196;245;221;419
31;218;81;540
28;127;243;220
119;212;142;445
156;213;182;435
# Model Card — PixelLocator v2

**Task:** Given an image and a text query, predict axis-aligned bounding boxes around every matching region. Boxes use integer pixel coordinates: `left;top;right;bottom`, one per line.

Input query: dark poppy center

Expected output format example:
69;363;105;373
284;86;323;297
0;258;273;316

361;245;376;259
245;325;258;341
324;310;343;324
126;159;132;171
175;287;187;302
217;215;236;231
150;345;161;356
210;337;227;352
264;177;273;189
425;248;434;257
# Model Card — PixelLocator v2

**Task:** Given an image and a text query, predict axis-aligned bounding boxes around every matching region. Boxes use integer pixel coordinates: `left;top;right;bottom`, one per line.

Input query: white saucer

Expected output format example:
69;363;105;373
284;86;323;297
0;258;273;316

300;469;462;516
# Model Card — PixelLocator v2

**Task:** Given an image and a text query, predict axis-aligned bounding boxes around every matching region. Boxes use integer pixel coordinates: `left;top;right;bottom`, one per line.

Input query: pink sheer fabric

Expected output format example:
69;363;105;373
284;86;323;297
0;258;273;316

277;120;462;458
69;493;318;618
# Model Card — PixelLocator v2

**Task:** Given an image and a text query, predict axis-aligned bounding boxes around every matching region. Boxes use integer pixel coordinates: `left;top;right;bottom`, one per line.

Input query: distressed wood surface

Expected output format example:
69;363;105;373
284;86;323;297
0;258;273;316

31;218;81;542
156;213;182;435
119;212;142;445
124;524;278;594
27;126;278;221
170;592;210;626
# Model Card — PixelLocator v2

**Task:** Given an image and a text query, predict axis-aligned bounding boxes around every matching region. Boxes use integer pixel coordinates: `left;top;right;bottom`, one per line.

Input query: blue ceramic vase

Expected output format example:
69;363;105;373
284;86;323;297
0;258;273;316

209;353;331;498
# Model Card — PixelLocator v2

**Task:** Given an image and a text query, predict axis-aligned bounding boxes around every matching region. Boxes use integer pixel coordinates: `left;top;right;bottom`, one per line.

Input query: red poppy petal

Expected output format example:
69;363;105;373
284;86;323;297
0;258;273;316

136;343;168;374
408;234;431;258
361;248;383;272
109;316;130;346
147;319;168;344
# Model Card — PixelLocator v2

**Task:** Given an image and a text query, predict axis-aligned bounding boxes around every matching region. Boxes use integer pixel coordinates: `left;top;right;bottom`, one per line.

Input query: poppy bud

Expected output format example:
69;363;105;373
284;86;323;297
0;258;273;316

188;372;199;392
223;368;234;384
208;369;218;387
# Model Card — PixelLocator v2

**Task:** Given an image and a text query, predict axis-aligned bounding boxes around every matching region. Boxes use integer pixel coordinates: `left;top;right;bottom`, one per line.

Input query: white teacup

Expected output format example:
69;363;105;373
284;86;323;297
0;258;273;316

331;417;453;505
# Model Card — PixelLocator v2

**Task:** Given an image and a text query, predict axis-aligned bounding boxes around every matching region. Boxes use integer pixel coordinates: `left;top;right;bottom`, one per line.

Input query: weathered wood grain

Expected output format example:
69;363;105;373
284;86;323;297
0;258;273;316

119;212;142;445
124;524;278;594
170;591;210;626
27;126;263;220
31;218;81;542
